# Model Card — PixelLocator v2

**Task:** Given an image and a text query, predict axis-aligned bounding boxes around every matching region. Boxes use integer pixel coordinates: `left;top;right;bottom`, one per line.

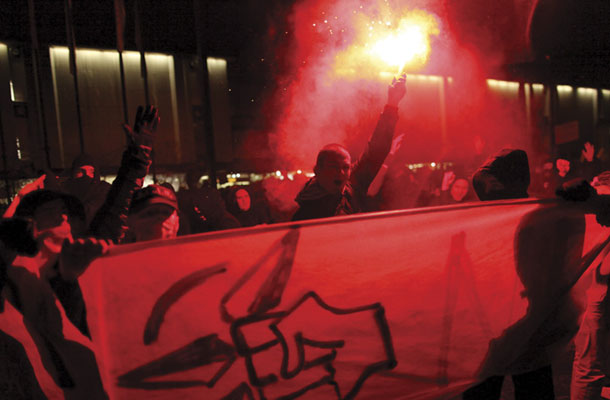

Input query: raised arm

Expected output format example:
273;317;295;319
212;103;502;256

88;106;159;242
367;133;404;197
351;75;406;194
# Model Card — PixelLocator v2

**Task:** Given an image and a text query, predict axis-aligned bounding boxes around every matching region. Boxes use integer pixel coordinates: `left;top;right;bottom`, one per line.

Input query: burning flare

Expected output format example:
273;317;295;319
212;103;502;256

333;8;440;78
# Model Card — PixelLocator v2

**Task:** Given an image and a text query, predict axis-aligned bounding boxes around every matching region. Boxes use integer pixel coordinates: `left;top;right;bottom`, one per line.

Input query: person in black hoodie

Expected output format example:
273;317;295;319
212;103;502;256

471;148;530;201
292;75;407;221
466;148;580;400
226;186;272;227
176;167;240;234
62;154;111;226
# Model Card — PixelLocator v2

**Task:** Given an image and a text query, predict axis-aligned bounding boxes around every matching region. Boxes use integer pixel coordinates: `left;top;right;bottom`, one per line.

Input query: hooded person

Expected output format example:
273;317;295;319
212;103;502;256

466;148;588;399
62;153;111;225
291;75;407;221
226;186;272;227
176;167;240;234
472;148;530;201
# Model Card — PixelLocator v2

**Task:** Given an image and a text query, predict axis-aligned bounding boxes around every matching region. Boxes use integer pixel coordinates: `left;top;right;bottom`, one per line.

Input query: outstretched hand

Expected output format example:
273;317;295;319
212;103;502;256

123;105;160;149
387;74;407;107
582;141;595;163
441;171;456;192
59;237;113;281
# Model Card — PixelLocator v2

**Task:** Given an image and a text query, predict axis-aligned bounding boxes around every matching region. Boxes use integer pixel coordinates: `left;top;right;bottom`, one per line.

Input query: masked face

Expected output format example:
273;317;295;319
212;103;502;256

32;199;74;256
450;179;469;202
66;165;97;198
314;149;351;195
129;204;180;242
235;189;251;212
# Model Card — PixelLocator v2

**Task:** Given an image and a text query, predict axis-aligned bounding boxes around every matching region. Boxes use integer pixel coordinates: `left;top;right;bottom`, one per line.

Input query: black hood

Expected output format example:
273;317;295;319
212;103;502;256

472;148;530;201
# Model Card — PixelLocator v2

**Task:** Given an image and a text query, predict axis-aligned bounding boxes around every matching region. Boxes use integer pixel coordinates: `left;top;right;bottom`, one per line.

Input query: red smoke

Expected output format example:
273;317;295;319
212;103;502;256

253;0;542;210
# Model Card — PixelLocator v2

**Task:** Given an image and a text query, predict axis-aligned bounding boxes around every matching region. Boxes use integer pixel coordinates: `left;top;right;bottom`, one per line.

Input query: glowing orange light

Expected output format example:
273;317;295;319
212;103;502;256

370;21;430;71
332;7;440;79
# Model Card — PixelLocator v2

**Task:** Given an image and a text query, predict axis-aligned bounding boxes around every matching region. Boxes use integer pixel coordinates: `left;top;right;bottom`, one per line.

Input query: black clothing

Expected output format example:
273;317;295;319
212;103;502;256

177;185;240;234
292;105;399;221
226;187;273;228
472;149;530;201
463;365;555;400
576;158;602;182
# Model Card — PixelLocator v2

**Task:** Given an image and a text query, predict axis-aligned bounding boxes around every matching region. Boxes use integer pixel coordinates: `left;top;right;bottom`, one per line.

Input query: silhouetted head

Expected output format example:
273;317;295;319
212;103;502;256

473;149;530;201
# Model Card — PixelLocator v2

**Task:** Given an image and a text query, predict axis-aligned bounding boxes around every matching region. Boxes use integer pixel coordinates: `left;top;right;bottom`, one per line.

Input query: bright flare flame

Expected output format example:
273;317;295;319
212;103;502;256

370;17;435;72
333;8;440;79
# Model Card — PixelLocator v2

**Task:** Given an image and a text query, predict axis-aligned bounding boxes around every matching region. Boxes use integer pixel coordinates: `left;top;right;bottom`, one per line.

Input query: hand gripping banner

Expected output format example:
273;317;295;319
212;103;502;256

1;199;609;399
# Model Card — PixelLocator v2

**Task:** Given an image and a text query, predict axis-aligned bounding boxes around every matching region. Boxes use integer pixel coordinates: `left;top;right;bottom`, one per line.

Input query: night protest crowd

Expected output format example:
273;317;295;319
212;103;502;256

3;76;610;399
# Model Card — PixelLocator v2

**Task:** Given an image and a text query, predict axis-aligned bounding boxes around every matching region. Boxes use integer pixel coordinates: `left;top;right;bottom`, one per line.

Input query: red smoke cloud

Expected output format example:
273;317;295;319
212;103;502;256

254;0;542;211
260;0;539;168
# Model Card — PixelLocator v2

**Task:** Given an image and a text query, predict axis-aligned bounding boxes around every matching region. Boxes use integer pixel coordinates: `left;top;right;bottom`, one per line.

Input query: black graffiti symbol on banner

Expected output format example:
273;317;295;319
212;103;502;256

117;229;397;398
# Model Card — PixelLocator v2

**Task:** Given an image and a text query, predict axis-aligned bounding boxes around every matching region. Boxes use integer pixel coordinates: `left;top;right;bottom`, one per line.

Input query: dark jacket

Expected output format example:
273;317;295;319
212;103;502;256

89;143;152;242
54;142;152;336
177;185;240;234
292;105;399;221
226;187;272;228
472;149;530;201
62;153;112;226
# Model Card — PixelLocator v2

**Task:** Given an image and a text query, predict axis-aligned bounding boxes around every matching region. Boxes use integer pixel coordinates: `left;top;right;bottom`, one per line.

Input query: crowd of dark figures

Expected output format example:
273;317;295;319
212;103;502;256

3;76;610;399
